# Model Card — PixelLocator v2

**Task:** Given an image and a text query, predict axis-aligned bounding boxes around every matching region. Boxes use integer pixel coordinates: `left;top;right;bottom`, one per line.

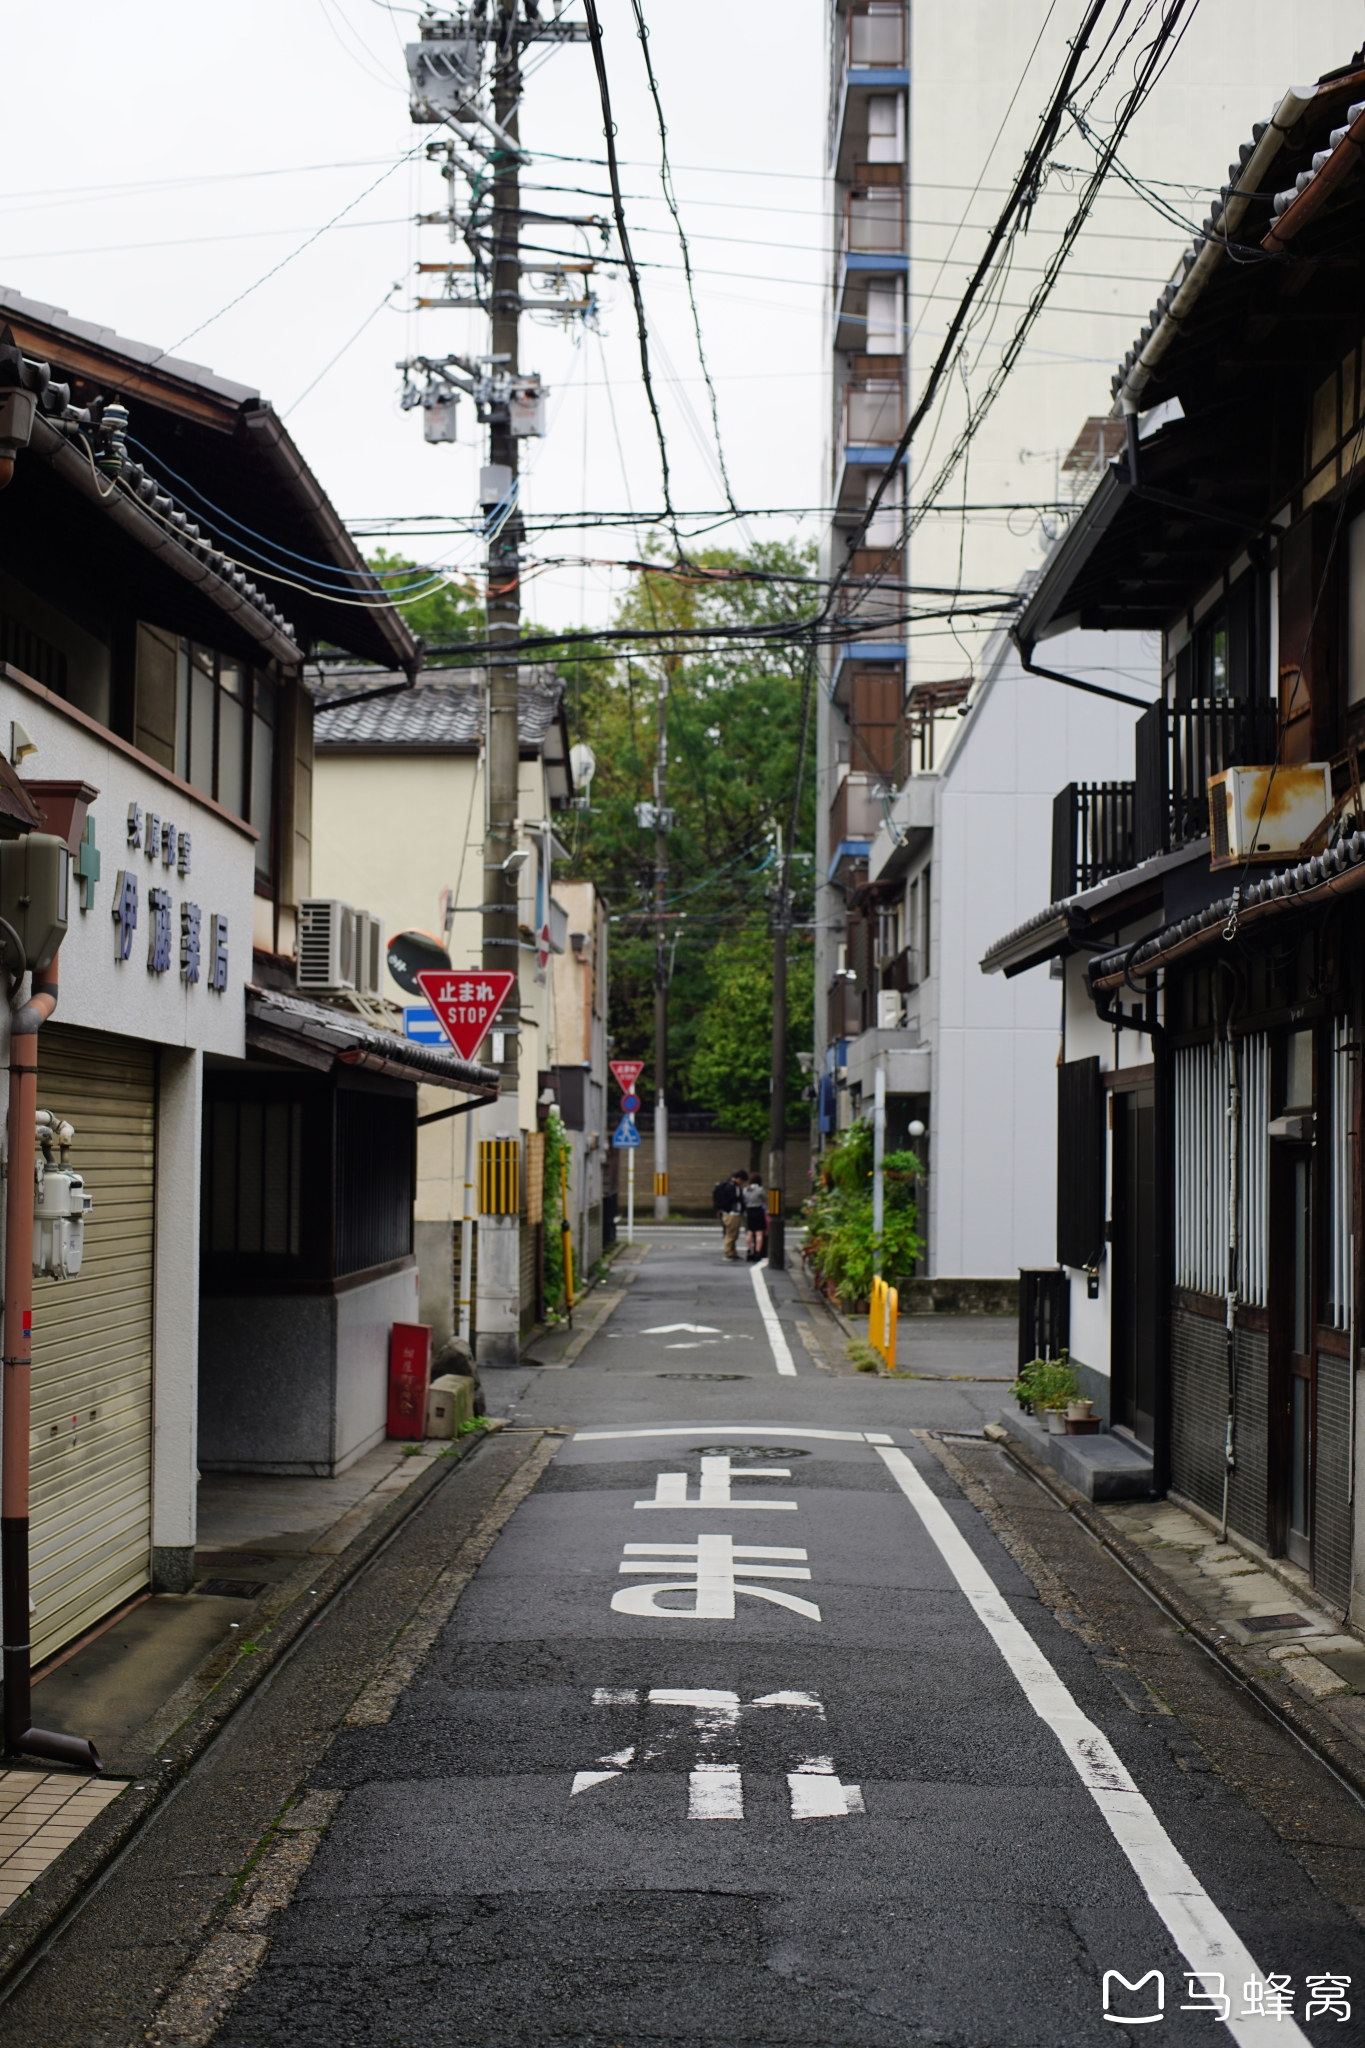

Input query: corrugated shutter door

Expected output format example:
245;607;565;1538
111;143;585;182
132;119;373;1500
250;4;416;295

29;1025;155;1664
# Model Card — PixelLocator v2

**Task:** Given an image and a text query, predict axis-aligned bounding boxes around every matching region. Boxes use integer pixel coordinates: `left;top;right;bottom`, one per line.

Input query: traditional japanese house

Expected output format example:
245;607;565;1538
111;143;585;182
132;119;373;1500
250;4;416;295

982;52;1365;1623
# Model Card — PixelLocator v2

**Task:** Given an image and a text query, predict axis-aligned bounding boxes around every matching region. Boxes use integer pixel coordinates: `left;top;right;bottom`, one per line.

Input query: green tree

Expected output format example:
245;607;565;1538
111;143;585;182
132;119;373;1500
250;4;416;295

686;932;813;1163
368;550;484;663
552;541;818;1100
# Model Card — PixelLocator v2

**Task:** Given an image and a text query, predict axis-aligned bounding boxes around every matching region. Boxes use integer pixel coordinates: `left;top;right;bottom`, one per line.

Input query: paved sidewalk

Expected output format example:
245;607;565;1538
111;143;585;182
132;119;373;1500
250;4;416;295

993;1421;1365;1810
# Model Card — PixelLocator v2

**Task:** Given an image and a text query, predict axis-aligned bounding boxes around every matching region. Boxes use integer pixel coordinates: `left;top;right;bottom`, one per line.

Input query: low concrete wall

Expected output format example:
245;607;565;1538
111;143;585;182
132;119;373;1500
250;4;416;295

902;1276;1019;1316
632;1129;813;1215
198;1262;419;1476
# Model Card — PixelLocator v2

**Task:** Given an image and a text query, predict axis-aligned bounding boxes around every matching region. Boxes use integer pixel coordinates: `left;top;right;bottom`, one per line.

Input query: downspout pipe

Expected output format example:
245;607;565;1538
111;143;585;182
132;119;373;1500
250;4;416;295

2;951;100;1770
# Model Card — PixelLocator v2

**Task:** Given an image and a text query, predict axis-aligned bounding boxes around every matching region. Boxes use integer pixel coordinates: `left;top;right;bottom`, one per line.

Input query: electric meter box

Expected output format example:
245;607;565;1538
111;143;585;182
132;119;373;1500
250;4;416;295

33;1167;91;1281
0;832;69;975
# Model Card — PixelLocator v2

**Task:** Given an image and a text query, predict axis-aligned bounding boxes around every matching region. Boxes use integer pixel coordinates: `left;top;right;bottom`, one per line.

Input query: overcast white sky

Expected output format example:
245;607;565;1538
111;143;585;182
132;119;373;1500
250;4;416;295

0;0;826;635
2;3;1364;658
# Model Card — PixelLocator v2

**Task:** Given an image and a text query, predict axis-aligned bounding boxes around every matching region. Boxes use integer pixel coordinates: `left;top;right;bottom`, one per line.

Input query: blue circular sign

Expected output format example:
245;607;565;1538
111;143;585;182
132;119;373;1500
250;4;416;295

621;1092;640;1113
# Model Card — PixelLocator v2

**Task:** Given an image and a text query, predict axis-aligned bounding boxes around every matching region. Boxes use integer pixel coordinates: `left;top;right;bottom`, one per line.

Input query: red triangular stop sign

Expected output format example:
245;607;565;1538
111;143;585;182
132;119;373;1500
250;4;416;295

415;968;516;1060
610;1059;645;1091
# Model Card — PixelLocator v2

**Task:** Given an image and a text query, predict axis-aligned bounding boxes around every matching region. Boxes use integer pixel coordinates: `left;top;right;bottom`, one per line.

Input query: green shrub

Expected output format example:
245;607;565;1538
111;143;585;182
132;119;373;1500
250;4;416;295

1011;1353;1078;1412
801;1119;922;1310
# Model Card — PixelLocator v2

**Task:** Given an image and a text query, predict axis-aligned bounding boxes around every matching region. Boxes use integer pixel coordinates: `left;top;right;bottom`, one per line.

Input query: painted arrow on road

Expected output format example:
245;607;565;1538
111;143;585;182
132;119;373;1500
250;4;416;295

643;1323;722;1334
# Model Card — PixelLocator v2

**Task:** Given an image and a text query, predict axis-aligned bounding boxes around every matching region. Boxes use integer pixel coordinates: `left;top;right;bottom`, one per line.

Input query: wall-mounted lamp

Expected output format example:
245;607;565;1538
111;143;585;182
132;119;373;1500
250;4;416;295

569;930;587;957
502;847;529;875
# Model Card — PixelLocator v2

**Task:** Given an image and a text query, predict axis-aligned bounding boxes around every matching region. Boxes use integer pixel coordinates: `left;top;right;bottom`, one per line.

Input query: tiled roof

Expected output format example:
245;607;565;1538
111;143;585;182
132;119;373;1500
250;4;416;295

1090;831;1365;985
246;988;498;1094
314;669;564;749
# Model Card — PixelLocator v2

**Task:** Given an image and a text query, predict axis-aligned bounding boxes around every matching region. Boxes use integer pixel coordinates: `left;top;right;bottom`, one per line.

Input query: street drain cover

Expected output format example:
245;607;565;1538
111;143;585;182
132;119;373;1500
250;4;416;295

655;1372;749;1381
1243;1612;1310;1633
195;1578;268;1599
689;1444;812;1459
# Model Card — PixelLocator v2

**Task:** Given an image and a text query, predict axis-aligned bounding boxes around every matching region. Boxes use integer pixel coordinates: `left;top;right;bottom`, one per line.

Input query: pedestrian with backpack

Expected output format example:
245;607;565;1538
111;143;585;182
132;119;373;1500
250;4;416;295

713;1169;746;1262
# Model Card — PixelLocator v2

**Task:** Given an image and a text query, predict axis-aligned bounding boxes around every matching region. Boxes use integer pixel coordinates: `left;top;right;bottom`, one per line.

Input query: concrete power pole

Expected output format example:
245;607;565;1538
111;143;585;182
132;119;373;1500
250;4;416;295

653;669;669;1220
477;0;525;1365
767;824;787;1270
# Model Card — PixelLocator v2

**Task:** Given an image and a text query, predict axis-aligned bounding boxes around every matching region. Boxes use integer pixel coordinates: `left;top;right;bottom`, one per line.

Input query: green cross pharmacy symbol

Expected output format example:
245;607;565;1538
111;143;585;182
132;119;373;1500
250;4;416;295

76;812;101;911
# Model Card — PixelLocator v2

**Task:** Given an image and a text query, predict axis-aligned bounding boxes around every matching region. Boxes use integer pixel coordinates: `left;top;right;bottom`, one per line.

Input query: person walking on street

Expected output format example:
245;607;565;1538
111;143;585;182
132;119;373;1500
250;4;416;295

714;1169;746;1262
741;1171;767;1263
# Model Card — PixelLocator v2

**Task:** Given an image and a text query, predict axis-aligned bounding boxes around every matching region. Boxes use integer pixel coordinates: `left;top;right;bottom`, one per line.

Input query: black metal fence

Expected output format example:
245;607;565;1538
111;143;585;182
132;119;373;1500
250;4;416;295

1018;1268;1070;1372
1051;781;1136;902
1133;699;1278;862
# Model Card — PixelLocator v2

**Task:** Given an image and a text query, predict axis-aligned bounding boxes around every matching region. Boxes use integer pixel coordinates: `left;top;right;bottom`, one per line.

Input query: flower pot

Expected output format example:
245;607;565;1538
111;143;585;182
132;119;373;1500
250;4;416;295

1042;1409;1068;1435
1066;1400;1095;1422
1065;1416;1101;1435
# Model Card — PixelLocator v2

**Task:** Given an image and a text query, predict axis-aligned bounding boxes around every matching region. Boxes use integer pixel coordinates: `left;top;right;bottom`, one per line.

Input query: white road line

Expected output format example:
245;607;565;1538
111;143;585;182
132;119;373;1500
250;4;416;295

751;1261;797;1374
575;1426;887;1444
688;1763;744;1819
874;1445;1310;2048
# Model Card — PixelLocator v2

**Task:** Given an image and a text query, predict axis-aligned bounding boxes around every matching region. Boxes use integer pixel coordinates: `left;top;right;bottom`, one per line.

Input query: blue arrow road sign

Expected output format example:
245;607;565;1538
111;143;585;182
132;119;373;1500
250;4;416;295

404;1005;445;1045
613;1116;641;1148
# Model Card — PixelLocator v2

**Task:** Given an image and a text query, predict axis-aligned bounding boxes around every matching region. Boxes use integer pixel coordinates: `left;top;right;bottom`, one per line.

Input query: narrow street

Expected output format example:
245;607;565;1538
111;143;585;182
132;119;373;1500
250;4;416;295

6;1235;1365;2046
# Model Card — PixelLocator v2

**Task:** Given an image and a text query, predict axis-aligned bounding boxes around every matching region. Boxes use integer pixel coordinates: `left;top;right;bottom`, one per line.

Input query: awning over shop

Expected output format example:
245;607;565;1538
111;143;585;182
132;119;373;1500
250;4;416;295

245;988;499;1095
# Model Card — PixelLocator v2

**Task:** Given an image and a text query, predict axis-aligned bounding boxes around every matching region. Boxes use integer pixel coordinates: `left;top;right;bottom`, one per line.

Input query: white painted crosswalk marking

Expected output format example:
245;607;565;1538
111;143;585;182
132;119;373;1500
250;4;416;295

569;1688;863;1820
787;1759;865;1818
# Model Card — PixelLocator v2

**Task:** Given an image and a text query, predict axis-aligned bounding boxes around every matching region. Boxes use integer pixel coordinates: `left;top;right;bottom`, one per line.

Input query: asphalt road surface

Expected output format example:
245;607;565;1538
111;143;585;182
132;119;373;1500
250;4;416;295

13;1232;1365;2046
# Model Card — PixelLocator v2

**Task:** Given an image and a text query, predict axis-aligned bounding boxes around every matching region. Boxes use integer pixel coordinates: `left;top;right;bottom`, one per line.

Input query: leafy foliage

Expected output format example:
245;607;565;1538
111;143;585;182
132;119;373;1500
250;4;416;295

541;1108;571;1313
801;1120;922;1311
553;541;818;1105
368;551;484;663
686;932;813;1148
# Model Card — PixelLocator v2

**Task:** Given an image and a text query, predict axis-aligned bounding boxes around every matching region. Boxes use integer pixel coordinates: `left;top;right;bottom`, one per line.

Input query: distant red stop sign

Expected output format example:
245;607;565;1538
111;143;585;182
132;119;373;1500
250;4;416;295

415;968;516;1060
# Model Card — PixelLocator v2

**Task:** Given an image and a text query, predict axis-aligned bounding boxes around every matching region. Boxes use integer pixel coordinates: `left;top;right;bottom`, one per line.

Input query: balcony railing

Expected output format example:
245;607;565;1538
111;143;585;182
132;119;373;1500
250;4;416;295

844;377;904;447
848;4;905;67
831;771;885;848
844;189;905;256
1133;699;1279;862
1051;781;1136;902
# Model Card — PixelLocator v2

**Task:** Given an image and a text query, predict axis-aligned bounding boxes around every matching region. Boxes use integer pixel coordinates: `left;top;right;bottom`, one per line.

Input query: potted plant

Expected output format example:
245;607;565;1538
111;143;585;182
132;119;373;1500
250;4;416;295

1065;1395;1099;1434
1011;1355;1078;1433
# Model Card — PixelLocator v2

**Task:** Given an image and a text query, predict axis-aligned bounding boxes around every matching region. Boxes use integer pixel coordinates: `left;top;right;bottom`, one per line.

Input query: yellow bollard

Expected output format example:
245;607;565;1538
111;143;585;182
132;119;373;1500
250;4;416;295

868;1276;883;1359
885;1284;898;1372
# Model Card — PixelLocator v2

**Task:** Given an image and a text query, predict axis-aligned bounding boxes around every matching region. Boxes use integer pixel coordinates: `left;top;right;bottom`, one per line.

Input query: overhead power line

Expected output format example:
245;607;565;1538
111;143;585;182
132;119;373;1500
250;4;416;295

826;0;1110;612
582;0;679;547
629;0;739;518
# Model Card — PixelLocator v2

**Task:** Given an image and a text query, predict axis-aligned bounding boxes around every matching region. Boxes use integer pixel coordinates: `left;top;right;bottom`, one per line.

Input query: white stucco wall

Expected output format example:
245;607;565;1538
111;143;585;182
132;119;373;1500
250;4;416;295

928;625;1153;1279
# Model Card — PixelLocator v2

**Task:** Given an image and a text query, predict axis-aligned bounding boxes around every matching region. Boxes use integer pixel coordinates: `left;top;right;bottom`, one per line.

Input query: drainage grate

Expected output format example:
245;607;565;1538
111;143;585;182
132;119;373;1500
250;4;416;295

1242;1612;1310;1633
655;1372;749;1381
195;1578;268;1600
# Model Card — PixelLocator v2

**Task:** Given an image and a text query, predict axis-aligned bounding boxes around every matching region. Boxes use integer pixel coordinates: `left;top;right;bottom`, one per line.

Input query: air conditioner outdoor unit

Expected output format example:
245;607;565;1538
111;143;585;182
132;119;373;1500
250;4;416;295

1208;763;1332;867
353;911;385;996
877;989;903;1030
298;898;357;990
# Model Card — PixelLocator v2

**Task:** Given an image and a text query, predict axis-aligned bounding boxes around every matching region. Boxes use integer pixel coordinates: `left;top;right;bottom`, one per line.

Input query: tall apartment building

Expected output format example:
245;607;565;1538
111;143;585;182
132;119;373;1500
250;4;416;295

815;1;1365;1293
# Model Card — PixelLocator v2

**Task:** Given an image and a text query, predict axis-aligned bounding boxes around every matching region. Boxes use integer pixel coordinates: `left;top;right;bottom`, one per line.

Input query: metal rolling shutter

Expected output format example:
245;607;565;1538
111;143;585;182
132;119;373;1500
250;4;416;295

29;1025;155;1664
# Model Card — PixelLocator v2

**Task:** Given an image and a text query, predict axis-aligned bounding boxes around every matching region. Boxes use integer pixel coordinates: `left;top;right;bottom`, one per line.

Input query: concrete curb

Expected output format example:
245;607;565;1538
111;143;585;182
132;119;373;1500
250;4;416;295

0;1425;507;1993
992;1425;1365;1810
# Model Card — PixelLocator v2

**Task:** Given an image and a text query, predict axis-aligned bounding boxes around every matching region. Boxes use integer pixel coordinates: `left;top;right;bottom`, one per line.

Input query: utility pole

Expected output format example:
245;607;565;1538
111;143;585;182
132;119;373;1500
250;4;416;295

402;5;591;1359
767;824;787;1269
653;669;669;1220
